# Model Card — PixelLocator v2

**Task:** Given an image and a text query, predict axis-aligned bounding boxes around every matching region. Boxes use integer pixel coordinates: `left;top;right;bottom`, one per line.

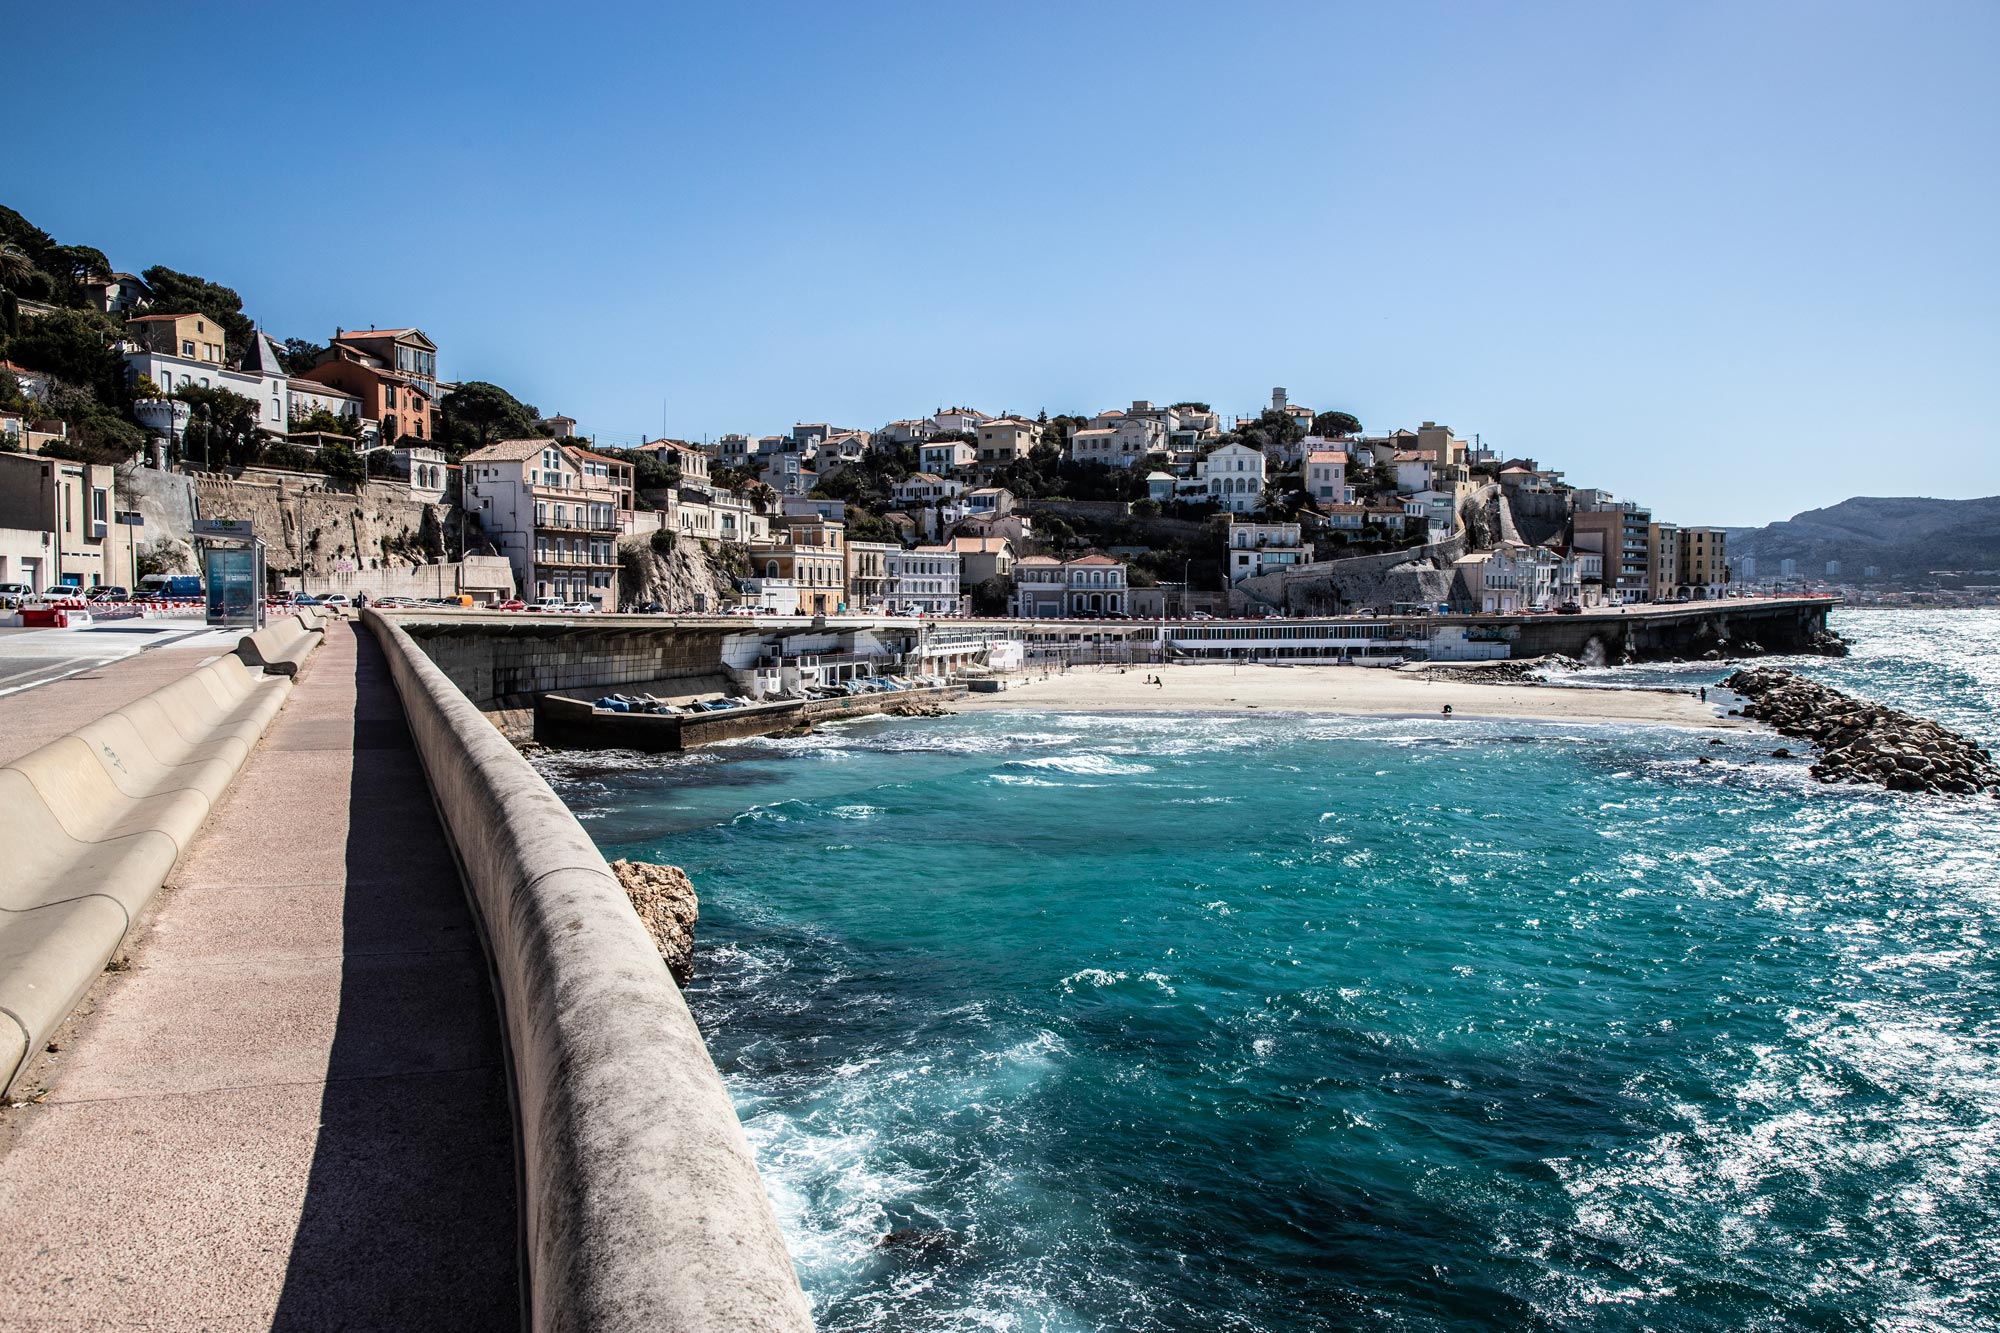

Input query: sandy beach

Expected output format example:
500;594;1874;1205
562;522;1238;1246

956;662;1750;729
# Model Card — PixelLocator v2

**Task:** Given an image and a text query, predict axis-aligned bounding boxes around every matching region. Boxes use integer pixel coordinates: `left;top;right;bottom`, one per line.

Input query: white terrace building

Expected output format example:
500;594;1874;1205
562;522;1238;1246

1011;554;1128;618
462;438;625;609
1227;519;1311;585
1201;442;1266;514
886;545;964;615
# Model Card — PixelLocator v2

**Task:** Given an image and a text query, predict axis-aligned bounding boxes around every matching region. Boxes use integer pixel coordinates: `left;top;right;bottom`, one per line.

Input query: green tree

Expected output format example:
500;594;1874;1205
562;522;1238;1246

434;380;546;454
45;244;111;302
290;406;355;437
1311;410;1362;437
7;306;122;390
139;265;255;360
279;337;324;375
173;384;264;467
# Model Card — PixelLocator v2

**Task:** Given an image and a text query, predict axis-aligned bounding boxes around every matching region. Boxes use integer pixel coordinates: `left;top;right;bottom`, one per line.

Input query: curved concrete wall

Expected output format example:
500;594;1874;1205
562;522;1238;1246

361;610;813;1332
0;647;299;1097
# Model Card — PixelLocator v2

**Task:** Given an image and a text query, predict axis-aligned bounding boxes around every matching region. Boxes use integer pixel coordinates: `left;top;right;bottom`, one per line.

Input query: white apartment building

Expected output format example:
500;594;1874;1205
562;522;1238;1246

933;406;990;434
761;452;812;497
1202;442;1266;514
886;545;963;615
892;474;964;507
1227;520;1310;585
1071;411;1167;468
462;438;623;608
919;439;975;474
1455;541;1560;614
881;418;936;445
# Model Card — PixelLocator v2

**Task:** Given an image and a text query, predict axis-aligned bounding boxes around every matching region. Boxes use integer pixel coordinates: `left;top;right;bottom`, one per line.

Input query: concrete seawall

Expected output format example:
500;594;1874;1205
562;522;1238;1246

361;609;813;1331
536;684;965;751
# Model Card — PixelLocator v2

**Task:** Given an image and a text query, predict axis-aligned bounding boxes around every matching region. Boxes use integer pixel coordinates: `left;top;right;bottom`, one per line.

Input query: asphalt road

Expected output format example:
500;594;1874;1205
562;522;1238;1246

0;621;226;698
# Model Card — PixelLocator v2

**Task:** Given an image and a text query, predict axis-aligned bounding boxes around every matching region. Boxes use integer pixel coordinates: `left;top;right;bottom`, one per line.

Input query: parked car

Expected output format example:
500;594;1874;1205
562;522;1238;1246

523;597;565;613
1556;601;1583;615
0;582;35;607
490;599;525;611
87;586;130;602
635;600;665;614
319;594;352;607
42;586;87;600
563;601;598;614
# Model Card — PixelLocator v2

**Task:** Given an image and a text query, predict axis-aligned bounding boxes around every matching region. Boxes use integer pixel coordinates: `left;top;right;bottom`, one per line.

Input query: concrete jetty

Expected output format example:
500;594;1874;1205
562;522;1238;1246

0;613;813;1330
0;620;518;1325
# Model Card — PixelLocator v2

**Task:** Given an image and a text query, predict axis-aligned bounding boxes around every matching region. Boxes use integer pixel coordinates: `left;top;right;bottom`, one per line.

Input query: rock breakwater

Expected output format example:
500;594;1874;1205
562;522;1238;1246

1724;667;1999;796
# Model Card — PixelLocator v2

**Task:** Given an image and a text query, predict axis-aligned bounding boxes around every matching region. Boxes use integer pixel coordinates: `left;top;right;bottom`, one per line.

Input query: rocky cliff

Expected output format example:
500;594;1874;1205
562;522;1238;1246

616;532;750;613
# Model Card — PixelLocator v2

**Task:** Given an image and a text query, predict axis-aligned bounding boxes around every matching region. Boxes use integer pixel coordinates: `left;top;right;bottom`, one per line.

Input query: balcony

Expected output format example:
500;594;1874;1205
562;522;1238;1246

537;517;620;534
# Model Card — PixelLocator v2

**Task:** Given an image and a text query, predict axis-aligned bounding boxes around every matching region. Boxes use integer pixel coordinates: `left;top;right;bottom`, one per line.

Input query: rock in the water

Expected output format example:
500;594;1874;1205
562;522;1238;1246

886;699;953;718
609;858;698;984
879;1229;963;1259
1724;667;1999;797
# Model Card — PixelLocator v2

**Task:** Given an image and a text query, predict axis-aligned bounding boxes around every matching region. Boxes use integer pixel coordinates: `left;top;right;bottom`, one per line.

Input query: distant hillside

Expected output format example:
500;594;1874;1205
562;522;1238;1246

1727;496;2000;577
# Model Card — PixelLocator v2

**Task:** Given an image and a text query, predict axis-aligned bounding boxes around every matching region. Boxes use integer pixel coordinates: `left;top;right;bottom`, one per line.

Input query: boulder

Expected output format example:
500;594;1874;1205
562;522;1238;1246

609;858;698;984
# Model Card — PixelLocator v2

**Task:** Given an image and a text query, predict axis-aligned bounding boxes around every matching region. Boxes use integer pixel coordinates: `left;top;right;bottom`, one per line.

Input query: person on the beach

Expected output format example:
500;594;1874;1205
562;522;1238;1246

1442;704;1453;717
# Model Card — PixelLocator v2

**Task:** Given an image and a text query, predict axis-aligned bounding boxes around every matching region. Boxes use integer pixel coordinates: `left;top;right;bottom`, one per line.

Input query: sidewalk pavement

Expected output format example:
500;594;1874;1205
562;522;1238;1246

0;619;518;1329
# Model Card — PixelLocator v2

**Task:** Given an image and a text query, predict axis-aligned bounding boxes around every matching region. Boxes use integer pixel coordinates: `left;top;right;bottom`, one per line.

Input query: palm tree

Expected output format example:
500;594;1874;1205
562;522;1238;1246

0;242;36;292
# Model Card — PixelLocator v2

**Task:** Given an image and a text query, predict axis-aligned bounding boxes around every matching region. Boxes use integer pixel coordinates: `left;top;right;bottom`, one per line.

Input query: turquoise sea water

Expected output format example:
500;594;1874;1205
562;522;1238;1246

544;609;2000;1331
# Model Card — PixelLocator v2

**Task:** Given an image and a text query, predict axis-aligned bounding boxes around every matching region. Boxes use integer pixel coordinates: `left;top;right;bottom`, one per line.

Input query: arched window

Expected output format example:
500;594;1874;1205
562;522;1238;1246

766;560;779;579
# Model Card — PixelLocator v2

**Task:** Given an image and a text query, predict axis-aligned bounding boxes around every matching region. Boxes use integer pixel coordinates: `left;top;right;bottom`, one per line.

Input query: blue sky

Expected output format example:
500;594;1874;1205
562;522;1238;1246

11;1;1996;525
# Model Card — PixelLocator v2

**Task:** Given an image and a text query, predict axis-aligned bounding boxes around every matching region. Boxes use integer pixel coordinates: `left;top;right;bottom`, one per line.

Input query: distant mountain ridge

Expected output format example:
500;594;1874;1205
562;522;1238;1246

1726;496;2000;577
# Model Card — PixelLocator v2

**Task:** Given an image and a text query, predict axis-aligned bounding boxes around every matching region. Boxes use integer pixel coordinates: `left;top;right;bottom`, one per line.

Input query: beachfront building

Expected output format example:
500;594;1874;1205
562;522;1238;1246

1010;554;1128;618
1677;526;1728;598
1647;522;1680;602
846;540;899;613
885;545;964;615
1573;500;1652;602
751;515;847;615
1452;541;1561;614
462;438;622;609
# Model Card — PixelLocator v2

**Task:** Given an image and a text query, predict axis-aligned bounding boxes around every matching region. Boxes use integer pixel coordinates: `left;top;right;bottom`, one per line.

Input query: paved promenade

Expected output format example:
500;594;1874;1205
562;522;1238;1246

0;620;518;1328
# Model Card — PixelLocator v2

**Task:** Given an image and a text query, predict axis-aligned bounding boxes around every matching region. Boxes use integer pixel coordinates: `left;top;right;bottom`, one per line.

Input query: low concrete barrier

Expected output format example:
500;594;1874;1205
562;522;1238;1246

0;649;302;1097
233;611;325;678
361;609;813;1332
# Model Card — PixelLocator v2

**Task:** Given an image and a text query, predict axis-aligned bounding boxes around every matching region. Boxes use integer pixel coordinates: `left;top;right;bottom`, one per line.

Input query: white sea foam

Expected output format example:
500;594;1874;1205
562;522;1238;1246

1009;753;1155;776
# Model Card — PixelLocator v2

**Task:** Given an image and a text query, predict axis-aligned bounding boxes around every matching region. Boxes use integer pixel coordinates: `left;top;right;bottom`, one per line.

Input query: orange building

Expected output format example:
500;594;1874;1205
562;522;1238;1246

296;327;439;444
